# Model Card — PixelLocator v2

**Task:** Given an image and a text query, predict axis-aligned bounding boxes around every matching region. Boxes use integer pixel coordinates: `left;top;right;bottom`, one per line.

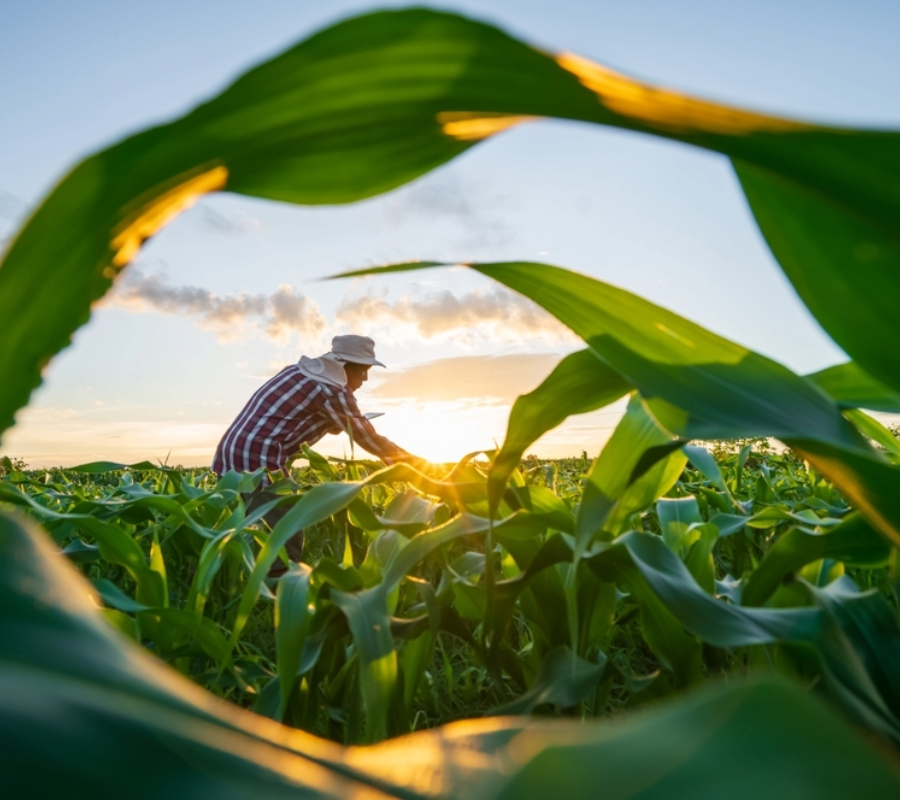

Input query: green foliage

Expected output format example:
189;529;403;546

3;440;900;746
3;444;900;794
341;259;900;549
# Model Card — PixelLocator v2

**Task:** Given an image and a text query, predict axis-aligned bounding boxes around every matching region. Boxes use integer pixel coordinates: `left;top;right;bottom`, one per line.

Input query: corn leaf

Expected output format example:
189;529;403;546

342;260;900;546
576;396;684;553
5;510;900;796
806;362;900;413
276;564;313;718
491;646;606;715
743;514;891;607
489;349;631;512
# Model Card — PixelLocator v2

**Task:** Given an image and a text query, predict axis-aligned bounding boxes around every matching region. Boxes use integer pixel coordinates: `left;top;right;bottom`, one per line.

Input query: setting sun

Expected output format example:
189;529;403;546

347;400;506;464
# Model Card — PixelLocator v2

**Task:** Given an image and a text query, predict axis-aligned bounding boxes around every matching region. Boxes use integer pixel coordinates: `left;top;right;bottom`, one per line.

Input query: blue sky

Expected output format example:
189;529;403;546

2;0;899;465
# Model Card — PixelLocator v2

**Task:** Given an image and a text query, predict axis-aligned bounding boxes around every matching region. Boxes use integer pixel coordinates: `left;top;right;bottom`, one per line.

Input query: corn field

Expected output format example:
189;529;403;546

2;7;900;798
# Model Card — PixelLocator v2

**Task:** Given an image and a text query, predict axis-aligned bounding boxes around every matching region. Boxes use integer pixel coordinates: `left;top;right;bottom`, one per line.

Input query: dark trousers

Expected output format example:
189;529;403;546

244;488;304;576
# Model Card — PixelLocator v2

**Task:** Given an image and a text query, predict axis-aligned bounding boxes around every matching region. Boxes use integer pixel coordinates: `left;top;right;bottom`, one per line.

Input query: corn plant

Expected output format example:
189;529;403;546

3;446;900;796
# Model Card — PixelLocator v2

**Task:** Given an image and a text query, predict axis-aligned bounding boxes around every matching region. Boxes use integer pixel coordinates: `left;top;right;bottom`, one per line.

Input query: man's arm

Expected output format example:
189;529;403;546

320;388;415;463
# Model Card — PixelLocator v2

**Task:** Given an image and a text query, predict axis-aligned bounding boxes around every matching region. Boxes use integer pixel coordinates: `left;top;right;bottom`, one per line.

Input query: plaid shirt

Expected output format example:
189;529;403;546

212;365;403;477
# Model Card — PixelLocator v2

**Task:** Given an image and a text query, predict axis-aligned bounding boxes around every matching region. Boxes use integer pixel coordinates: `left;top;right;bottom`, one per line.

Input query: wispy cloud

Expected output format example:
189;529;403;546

195;203;262;235
107;266;573;348
385;174;515;252
0;190;29;222
337;287;573;343
109;267;327;341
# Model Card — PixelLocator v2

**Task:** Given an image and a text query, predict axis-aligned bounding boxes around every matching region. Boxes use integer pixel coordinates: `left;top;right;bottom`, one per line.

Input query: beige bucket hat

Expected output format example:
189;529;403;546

330;335;385;367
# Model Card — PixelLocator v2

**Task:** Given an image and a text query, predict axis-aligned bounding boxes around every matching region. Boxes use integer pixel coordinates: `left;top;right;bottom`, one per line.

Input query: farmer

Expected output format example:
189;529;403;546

212;335;421;568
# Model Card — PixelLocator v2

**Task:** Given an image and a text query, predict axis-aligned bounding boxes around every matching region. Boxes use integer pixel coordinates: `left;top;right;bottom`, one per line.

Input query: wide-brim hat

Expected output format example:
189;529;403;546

330;334;385;367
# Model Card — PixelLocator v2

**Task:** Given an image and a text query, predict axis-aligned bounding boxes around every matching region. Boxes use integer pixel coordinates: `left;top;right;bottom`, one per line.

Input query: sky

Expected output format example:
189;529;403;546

2;0;899;466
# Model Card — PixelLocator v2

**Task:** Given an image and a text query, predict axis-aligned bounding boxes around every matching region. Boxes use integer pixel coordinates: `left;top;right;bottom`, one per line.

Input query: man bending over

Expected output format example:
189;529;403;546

212;335;421;568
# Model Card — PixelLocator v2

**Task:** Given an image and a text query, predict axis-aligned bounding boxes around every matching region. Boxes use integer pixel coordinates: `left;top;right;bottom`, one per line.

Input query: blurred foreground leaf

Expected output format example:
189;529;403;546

3;510;900;798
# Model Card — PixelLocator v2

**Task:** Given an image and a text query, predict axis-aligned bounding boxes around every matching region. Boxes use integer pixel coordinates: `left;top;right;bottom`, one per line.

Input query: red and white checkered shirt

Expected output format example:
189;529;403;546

212;365;403;478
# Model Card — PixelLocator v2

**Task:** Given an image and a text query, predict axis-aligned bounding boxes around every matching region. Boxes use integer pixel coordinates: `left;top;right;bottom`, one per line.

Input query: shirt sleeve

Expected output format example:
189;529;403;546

319;387;406;461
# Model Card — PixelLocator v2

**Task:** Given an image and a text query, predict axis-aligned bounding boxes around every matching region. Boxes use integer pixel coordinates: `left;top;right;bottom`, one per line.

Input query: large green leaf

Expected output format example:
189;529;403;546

340;260;900;546
735;156;900;392
465;263;865;449
803;578;900;744
332;259;837;448
4;510;900;798
807;362;900;413
490;673;900;799
4;8;900;438
488;349;631;512
601;532;820;647
330;587;398;743
276;564;313;718
808;579;900;726
843;409;900;460
682;445;727;492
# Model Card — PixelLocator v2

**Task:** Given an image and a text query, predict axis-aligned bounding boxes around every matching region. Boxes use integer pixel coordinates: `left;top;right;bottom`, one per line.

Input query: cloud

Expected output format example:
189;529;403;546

368;353;569;403
109;268;327;341
195;203;262;235
336;287;574;343
385;174;515;251
0;190;29;222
